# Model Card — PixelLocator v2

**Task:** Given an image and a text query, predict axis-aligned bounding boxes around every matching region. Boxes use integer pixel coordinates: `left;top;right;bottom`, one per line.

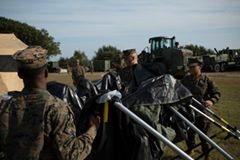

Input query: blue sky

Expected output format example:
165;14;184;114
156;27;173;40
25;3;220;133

1;0;240;60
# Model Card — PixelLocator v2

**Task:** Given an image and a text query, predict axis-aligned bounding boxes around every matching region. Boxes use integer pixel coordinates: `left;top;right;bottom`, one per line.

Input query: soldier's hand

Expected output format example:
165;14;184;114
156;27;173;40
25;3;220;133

204;100;213;108
89;115;101;130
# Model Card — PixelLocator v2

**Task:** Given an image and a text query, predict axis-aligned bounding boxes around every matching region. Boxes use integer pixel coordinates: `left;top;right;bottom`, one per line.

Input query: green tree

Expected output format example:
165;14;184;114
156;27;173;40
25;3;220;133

58;57;69;69
72;50;90;67
58;50;90;69
93;45;122;68
182;44;215;56
0;16;61;57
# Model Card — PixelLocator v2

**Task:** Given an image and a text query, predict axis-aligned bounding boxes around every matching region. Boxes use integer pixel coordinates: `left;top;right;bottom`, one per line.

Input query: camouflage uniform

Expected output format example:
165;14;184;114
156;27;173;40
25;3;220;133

0;46;97;160
120;49;166;95
71;60;85;87
119;49;154;95
181;74;220;106
181;62;221;155
119;49;173;159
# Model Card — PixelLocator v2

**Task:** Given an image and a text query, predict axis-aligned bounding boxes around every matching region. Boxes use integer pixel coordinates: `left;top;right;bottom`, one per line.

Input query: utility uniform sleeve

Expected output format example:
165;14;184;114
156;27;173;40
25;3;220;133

45;100;97;160
206;76;221;104
80;66;85;77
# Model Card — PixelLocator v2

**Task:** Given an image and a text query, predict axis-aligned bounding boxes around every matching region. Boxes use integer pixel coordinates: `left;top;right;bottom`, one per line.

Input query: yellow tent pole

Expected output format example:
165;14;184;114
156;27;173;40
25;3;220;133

103;101;109;123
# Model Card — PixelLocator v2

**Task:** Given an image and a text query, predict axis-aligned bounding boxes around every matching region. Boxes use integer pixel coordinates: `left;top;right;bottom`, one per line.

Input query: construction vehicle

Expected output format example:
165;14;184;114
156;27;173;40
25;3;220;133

138;36;193;78
202;48;240;72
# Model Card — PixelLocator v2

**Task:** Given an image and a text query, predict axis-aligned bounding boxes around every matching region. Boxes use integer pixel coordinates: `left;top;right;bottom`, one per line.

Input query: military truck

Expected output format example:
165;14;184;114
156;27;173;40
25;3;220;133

138;36;193;78
202;48;240;72
93;60;111;72
47;61;61;73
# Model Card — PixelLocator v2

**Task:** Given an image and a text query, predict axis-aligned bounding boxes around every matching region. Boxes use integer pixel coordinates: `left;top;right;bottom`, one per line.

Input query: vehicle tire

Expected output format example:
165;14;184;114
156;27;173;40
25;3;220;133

209;65;214;72
214;64;220;72
220;63;226;72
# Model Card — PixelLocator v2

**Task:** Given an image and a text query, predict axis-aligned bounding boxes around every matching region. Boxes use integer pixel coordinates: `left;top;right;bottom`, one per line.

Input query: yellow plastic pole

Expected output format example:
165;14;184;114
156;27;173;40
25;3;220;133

103;101;109;123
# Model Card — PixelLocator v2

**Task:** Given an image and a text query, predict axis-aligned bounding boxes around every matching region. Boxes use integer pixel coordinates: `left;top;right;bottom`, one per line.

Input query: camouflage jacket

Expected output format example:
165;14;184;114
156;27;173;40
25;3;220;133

0;88;96;160
72;65;85;86
181;74;221;104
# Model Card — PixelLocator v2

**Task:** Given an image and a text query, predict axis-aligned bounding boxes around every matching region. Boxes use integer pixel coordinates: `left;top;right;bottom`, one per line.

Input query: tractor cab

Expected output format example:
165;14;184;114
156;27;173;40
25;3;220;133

149;36;177;52
139;36;193;78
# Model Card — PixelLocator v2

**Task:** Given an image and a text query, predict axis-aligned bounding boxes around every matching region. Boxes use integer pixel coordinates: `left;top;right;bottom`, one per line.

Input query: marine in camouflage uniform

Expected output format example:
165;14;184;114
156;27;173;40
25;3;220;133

119;49;166;95
181;58;221;159
118;49;174;159
71;59;85;87
119;49;154;94
0;46;99;160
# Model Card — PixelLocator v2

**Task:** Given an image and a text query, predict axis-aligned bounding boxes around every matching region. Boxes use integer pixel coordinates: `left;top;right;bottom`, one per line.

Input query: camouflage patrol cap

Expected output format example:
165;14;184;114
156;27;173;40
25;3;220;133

187;57;203;67
13;46;48;70
122;49;137;58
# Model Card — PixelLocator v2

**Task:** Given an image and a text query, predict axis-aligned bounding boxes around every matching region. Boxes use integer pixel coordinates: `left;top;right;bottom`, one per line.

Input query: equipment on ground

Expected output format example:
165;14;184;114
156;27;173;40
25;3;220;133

192;98;240;138
97;90;193;160
169;106;234;160
97;89;234;160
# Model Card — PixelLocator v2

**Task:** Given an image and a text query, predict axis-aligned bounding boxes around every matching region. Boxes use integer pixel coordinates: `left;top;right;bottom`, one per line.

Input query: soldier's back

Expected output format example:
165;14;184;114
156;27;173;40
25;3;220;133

0;88;65;160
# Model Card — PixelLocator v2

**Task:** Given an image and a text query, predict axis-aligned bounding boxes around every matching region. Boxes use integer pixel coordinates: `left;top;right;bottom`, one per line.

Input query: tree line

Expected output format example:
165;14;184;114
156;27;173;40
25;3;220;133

0;17;61;57
181;44;215;56
1;16;220;69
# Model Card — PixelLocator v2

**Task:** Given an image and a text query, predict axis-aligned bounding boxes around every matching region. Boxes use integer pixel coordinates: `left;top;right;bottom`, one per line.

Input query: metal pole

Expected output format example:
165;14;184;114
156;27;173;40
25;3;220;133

189;104;240;140
172;130;224;160
192;98;240;135
114;102;193;160
170;107;234;160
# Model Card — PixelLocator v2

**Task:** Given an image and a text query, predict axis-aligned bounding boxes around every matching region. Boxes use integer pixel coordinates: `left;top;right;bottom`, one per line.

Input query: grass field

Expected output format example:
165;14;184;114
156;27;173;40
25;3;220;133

48;72;103;88
48;72;240;160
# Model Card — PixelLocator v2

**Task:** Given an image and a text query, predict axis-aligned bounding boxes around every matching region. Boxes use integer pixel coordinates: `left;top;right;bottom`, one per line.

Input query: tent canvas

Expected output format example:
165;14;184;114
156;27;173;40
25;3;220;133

0;33;28;94
0;33;28;55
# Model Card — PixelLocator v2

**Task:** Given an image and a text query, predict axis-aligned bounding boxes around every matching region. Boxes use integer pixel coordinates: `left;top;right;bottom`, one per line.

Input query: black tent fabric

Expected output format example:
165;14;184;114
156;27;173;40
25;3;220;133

122;74;192;107
76;77;99;104
81;74;194;160
119;74;194;158
46;75;194;160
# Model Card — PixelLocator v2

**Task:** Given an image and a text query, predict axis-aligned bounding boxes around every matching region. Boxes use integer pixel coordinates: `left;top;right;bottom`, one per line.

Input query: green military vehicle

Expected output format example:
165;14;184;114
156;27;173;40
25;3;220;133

47;61;61;73
202;48;240;72
138;36;193;78
93;60;111;72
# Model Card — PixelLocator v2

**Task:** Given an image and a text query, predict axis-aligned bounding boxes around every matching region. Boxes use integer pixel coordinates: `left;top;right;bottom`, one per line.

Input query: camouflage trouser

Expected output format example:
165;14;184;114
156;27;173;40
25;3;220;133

186;115;210;154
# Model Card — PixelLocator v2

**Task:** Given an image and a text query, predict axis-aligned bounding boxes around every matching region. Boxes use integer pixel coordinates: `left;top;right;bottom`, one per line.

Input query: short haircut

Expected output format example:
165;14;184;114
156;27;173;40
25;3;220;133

18;64;47;79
